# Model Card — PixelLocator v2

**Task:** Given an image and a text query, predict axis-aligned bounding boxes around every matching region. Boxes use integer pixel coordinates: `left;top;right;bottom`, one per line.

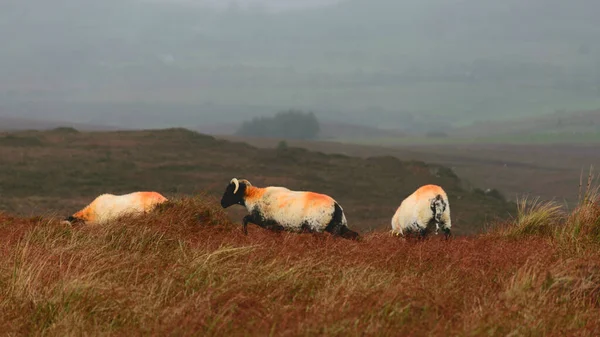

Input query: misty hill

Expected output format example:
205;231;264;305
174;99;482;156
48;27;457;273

0;116;113;131
0;128;513;235
194;120;406;140
449;109;600;139
2;0;600;130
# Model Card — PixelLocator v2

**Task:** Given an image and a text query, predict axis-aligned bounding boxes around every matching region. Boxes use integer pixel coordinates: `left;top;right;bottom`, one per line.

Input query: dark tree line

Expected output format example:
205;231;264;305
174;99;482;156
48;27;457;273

236;110;320;140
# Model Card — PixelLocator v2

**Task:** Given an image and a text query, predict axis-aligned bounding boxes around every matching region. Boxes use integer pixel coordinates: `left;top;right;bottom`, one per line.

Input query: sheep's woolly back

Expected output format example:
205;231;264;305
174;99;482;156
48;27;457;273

391;184;451;235
244;185;339;232
72;191;168;225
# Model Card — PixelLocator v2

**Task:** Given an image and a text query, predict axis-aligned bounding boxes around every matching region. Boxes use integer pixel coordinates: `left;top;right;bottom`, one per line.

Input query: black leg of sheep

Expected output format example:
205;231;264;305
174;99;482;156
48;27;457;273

242;214;285;235
443;227;452;240
325;223;360;240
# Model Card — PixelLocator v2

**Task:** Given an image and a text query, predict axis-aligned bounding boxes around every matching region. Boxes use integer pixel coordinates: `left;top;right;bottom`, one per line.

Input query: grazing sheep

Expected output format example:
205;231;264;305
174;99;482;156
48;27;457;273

62;191;168;225
220;178;359;240
391;184;451;239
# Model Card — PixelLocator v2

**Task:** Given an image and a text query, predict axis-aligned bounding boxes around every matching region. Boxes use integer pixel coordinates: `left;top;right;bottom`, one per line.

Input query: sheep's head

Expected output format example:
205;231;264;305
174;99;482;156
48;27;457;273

61;215;85;226
220;178;250;208
430;195;446;222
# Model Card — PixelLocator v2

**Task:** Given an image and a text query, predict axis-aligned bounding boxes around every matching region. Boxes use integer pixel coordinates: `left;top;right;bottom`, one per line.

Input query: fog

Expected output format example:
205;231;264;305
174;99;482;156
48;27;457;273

1;0;600;133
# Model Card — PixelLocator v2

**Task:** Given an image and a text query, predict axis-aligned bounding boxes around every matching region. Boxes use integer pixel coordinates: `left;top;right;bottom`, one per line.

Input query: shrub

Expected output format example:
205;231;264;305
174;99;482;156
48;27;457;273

51;127;79;134
236;110;320;140
497;196;563;238
559;168;600;246
276;140;288;151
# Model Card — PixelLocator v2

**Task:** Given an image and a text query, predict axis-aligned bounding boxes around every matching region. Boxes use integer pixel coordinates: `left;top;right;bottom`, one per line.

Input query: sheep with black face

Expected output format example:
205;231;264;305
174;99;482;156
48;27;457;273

220;178;359;240
391;184;452;239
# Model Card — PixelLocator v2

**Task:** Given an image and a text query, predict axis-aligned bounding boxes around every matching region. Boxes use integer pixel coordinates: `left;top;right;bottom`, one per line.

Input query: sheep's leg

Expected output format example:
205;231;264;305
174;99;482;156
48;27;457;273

419;228;427;240
442;227;451;240
242;215;254;235
300;223;313;233
418;224;433;240
325;222;342;235
325;223;359;240
263;221;285;232
243;214;285;234
339;226;360;240
324;206;359;240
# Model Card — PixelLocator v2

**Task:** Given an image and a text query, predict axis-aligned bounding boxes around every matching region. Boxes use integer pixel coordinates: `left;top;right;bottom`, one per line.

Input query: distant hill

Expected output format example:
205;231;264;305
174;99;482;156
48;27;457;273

0;128;513;235
194;120;406;140
0;116;114;131
318;121;406;140
449;109;600;139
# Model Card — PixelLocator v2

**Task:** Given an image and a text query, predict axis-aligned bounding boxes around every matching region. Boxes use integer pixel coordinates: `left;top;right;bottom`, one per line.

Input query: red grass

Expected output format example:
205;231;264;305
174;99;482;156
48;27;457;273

1;197;600;336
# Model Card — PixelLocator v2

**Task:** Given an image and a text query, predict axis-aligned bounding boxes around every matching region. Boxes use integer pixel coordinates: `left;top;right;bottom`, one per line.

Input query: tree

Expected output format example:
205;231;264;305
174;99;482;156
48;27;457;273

236;110;320;140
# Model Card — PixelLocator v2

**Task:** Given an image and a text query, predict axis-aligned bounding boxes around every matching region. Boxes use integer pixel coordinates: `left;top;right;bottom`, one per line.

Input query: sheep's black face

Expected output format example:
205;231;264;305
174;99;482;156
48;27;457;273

63;215;84;226
220;182;246;208
430;196;446;222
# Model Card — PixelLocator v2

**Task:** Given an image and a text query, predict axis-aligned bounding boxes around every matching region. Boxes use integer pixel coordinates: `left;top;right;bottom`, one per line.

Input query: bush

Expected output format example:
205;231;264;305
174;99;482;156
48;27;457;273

497;196;563;238
276;140;289;151
236;110;320;140
485;188;506;201
51;126;79;134
558;169;600;246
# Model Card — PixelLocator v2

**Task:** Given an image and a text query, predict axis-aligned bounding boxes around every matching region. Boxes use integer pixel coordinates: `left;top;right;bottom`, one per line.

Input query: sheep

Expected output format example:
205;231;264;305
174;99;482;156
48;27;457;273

391;184;451;239
220;178;359;240
62;191;168;225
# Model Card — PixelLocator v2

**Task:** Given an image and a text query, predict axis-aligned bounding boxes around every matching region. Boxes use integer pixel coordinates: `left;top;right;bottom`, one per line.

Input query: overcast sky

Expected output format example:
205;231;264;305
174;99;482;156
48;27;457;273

1;0;599;131
141;0;343;11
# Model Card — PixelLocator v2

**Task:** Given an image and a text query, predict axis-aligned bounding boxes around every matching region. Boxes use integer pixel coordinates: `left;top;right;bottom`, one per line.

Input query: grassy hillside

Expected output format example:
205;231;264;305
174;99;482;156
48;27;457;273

0;128;513;235
0;188;599;335
221;135;600;208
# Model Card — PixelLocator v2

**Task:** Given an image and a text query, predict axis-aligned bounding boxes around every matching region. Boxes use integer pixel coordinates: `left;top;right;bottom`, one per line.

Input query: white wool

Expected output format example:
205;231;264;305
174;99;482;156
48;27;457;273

244;187;338;232
73;192;167;225
391;185;451;236
91;193;148;224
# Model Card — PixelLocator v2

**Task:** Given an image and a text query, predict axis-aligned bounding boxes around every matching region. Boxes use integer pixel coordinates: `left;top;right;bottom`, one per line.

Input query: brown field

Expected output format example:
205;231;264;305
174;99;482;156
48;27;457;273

2;128;600;336
0;128;514;235
222;135;600;208
0;186;599;336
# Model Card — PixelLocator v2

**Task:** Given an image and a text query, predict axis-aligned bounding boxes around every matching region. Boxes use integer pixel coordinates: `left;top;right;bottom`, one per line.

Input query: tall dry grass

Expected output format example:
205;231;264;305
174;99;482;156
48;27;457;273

496;167;600;249
1;194;600;336
496;196;564;238
561;167;600;244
